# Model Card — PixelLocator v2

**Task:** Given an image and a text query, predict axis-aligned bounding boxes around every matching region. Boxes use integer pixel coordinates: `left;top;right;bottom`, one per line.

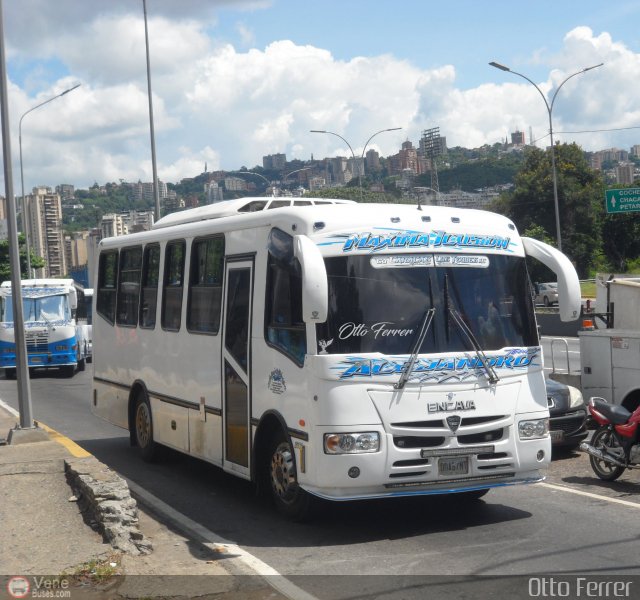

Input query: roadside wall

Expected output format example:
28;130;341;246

535;311;582;337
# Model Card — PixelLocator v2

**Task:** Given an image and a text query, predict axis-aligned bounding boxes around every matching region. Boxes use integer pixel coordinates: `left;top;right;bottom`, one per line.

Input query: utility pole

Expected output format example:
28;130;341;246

0;0;47;443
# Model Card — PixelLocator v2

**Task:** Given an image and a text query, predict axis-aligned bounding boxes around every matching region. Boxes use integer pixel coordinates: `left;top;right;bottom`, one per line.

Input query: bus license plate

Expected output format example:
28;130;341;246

30;357;42;364
438;456;469;476
550;430;564;443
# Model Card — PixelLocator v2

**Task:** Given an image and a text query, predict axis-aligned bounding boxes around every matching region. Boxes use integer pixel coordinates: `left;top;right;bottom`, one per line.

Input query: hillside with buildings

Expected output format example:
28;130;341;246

0;128;639;286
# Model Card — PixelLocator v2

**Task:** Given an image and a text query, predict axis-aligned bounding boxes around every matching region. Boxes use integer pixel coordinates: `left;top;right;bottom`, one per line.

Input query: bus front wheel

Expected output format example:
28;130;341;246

134;394;158;462
267;430;313;521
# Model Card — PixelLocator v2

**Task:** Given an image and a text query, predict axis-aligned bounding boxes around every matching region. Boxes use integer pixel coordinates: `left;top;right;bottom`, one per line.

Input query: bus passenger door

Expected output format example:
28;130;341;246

222;260;253;478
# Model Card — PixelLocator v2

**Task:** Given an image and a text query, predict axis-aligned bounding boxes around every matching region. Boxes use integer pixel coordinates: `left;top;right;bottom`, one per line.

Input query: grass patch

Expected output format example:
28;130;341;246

64;553;122;585
580;281;596;298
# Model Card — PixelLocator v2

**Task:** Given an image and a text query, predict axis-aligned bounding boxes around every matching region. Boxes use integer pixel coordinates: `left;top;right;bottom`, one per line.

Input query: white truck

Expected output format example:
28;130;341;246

579;276;640;413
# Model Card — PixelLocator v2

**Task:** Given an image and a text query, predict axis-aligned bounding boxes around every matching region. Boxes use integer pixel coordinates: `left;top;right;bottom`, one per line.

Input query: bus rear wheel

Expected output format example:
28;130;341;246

267;431;313;521
134;394;159;462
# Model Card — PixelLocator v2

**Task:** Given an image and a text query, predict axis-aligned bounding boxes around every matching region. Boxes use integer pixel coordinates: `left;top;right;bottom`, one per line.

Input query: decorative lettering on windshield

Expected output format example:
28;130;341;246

337;322;414;340
370;255;435;269
332;348;539;384
323;229;513;253
434;255;490;268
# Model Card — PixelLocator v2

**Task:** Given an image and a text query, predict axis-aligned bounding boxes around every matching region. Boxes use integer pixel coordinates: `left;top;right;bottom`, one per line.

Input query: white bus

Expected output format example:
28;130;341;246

0;279;91;378
92;197;581;519
76;288;93;364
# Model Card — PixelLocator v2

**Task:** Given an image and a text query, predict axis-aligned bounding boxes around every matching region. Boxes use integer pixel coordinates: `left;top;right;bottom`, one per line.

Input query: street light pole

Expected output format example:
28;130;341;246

230;171;272;195
283;167;311;190
143;0;161;222
489;61;603;252
19;83;80;277
311;128;401;200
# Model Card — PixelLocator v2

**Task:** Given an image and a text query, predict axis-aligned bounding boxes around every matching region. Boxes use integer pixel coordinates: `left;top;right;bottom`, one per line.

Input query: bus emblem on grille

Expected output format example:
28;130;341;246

446;415;461;433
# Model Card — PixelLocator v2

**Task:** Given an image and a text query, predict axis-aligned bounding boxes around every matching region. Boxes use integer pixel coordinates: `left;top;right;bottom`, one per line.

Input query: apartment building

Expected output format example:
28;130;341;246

27;186;66;278
263;153;286;170
101;213;128;238
64;231;89;270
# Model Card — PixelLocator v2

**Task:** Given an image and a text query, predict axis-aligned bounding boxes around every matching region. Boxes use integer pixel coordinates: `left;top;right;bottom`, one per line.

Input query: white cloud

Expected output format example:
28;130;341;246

2;9;639;193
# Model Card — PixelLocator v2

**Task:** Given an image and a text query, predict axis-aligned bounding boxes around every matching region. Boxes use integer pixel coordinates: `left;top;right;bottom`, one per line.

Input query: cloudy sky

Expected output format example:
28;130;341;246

2;0;640;192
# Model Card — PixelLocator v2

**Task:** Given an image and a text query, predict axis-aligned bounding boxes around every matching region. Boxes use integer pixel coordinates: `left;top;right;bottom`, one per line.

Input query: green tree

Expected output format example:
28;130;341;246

601;210;640;272
495;143;605;278
0;234;46;280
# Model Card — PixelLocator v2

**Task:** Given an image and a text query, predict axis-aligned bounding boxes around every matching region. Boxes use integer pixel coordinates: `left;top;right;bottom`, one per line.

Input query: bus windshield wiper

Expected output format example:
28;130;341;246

395;307;435;390
448;308;499;385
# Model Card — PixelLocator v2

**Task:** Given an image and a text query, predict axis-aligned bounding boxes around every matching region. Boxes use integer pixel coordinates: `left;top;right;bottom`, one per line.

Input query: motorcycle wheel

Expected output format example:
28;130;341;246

589;427;625;481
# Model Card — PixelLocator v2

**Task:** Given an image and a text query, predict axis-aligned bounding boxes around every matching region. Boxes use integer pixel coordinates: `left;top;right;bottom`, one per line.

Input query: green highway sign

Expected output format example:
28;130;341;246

606;188;640;213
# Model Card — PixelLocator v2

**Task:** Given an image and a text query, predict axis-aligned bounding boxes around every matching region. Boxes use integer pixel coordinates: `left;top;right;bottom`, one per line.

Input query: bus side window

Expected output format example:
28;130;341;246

187;236;224;334
140;244;160;329
161;240;186;332
264;228;306;365
116;246;142;327
97;250;118;325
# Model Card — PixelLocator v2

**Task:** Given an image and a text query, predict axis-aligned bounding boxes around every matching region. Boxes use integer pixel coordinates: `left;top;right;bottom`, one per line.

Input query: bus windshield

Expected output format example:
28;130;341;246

1;294;70;323
316;253;537;355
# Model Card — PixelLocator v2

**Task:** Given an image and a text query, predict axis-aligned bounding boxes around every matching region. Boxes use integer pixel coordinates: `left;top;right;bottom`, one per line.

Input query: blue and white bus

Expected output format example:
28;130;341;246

0;278;90;378
91;198;581;519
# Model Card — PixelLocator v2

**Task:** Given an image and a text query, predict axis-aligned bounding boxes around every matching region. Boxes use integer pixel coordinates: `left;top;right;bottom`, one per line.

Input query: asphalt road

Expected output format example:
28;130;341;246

1;364;639;600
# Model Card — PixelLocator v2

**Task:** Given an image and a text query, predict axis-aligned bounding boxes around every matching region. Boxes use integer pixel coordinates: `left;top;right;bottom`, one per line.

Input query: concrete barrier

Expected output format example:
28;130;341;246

535;310;582;337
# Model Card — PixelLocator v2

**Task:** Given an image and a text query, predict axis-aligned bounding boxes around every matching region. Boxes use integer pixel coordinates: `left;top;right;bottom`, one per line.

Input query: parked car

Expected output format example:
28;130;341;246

535;282;558;306
545;377;588;450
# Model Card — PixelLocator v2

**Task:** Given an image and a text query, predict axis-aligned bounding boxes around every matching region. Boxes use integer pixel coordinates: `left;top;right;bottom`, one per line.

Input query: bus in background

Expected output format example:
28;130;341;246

91;197;581;519
76;288;93;363
0;279;90;378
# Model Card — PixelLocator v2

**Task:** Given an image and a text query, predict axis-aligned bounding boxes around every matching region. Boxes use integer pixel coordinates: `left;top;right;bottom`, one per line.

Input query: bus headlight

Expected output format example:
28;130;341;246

324;432;380;454
518;418;549;440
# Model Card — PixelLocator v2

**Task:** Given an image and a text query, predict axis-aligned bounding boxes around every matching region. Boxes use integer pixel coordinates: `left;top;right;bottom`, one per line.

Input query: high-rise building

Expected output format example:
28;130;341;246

263;153;287;170
27;186;67;278
205;181;224;204
615;163;635;185
389;141;421;175
121;210;155;233
101;213;128;238
365;149;381;172
56;184;75;202
511;130;526;146
64;231;89;270
0;196;6;241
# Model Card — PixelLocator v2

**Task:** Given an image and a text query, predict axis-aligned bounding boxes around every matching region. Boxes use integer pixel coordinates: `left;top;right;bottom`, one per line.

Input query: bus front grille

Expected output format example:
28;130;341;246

25;331;49;352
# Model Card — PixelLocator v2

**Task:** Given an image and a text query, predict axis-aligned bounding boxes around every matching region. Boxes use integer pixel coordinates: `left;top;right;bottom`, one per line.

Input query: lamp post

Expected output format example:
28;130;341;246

310;127;401;200
283;167;310;190
19;83;80;278
143;0;161;221
489;61;603;252
230;171;272;195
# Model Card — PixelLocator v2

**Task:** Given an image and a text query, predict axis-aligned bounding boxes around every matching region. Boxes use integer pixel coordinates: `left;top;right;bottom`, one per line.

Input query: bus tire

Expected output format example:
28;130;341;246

77;358;86;372
4;368;16;380
63;365;75;378
134;393;158;462
267;430;313;521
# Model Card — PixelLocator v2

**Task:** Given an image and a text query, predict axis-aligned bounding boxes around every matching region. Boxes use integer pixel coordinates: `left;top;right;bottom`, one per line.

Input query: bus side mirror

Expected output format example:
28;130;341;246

522;237;581;322
69;287;78;310
294;235;328;323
